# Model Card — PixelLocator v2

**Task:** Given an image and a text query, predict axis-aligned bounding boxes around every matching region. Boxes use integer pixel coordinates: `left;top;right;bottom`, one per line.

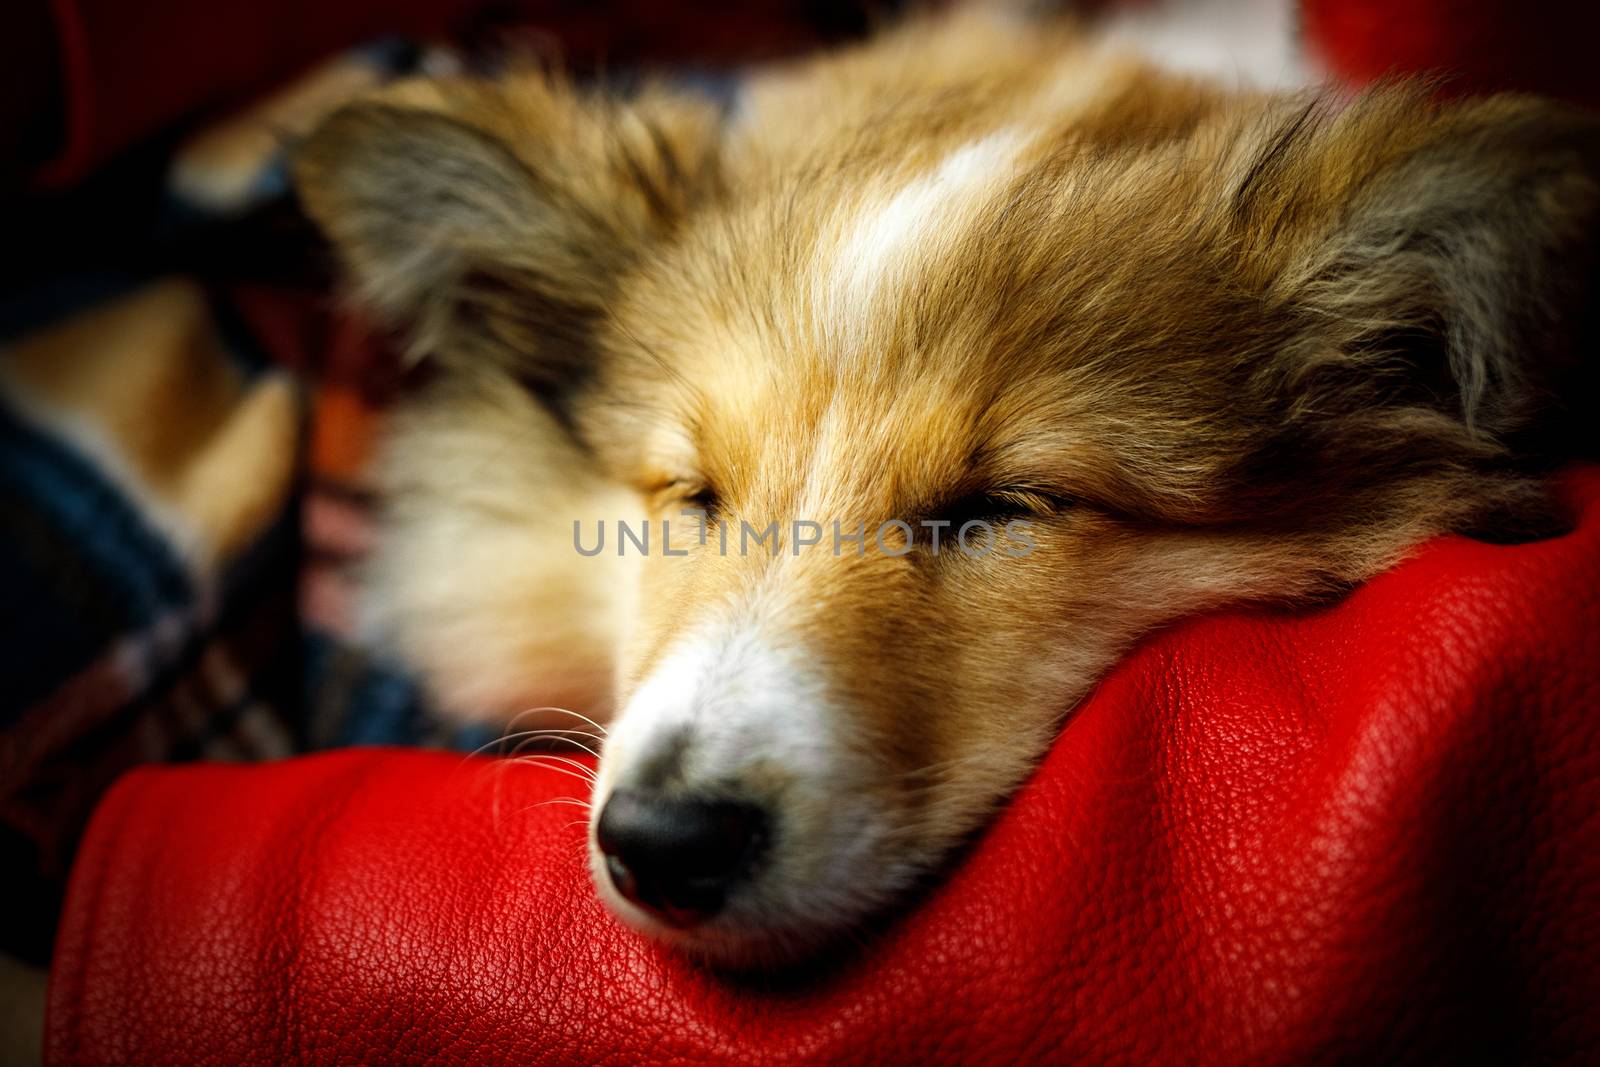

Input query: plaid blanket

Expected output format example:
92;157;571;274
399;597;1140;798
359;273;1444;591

0;43;500;963
0;0;846;957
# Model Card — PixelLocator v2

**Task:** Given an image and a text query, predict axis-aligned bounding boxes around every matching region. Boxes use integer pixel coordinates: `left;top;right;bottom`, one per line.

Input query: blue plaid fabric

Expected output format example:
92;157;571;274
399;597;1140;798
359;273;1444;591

0;44;493;964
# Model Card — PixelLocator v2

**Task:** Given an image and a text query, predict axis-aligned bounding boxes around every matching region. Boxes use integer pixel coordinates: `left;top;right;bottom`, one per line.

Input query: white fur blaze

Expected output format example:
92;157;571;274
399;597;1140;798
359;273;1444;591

822;128;1029;334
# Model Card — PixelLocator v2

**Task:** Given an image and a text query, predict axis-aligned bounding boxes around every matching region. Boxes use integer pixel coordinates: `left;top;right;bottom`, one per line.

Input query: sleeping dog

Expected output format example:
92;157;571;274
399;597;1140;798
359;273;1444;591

295;7;1597;964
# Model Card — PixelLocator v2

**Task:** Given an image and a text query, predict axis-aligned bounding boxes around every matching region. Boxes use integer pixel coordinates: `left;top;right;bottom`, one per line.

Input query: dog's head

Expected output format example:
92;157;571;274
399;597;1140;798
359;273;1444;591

296;22;1597;964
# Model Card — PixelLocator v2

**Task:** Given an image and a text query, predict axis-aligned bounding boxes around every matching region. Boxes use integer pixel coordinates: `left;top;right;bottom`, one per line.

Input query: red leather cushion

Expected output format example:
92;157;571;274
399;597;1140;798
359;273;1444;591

47;469;1600;1064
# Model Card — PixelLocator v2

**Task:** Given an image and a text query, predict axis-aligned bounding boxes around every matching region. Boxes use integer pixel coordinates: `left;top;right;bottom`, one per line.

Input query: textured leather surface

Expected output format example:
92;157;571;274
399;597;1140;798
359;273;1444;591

47;470;1600;1064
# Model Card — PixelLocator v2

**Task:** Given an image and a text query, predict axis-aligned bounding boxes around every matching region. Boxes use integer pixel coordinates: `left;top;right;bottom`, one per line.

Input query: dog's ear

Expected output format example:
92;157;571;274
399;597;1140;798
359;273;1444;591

1239;88;1599;449
293;75;723;390
1202;87;1600;545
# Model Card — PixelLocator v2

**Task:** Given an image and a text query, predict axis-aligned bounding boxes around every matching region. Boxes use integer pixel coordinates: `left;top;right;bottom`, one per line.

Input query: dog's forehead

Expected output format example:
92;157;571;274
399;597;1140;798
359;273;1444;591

609;94;1280;497
713;134;1234;362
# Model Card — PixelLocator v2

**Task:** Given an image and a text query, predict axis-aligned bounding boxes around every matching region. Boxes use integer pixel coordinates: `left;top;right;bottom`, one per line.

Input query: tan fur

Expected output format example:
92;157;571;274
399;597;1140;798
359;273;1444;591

1;281;299;562
295;9;1597;961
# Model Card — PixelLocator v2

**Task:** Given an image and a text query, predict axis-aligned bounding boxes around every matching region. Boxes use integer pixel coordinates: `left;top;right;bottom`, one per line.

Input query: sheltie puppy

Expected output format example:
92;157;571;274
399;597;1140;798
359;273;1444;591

295;7;1597;964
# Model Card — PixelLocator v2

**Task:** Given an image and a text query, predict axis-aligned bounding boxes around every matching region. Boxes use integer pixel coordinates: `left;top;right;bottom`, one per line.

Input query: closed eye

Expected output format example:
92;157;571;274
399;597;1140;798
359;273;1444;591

922;486;1071;537
666;480;720;518
640;472;719;515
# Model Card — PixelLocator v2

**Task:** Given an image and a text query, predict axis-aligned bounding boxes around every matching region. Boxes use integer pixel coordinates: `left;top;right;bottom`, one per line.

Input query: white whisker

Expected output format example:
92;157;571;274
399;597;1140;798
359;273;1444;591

530;797;593;811
505;705;610;737
511;753;600;787
524;753;599;780
506;731;602;759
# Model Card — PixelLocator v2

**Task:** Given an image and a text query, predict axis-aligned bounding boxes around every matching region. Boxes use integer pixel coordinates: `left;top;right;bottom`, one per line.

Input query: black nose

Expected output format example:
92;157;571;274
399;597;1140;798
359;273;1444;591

597;790;768;926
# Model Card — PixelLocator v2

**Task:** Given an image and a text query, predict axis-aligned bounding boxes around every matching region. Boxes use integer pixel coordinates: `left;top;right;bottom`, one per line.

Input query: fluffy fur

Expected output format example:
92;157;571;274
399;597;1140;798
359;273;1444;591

294;8;1598;963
